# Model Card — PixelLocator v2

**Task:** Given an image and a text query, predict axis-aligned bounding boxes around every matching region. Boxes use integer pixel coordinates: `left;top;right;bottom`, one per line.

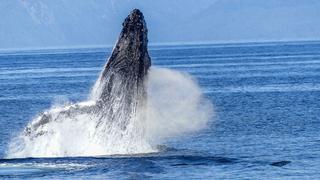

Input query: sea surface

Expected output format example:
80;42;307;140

0;41;320;179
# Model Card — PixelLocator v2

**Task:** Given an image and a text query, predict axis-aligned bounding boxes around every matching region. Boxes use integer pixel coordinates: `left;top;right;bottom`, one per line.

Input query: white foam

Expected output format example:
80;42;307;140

6;68;213;158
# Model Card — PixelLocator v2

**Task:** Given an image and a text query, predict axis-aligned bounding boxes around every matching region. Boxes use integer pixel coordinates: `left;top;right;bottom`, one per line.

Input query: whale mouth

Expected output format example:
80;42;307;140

6;9;213;158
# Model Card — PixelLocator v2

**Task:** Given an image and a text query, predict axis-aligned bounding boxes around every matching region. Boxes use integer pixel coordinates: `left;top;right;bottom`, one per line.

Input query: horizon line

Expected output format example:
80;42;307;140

0;38;320;52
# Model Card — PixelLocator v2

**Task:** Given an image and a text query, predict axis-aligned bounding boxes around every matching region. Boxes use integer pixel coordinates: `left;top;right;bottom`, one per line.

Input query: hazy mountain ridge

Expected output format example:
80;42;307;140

0;0;319;49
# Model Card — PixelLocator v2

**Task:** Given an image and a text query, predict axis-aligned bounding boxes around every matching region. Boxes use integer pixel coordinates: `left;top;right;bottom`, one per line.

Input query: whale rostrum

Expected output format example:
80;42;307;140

25;9;151;137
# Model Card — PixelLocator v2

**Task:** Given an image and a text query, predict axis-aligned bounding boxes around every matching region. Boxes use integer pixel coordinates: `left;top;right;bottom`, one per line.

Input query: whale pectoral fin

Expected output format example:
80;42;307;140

25;104;98;137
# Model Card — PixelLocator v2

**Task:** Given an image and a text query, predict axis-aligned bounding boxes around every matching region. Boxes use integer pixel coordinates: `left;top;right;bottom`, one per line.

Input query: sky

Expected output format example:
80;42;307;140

1;0;320;49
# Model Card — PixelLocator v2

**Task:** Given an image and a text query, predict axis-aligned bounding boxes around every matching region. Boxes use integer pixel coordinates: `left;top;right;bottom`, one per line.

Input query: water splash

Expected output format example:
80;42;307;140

6;67;213;158
146;68;212;141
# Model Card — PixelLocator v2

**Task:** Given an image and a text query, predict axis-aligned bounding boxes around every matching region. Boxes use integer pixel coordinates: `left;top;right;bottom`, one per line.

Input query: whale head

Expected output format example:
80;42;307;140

98;9;151;103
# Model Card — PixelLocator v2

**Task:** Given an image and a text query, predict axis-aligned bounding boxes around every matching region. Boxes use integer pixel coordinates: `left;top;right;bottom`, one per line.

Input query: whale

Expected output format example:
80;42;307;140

24;9;151;137
7;8;212;158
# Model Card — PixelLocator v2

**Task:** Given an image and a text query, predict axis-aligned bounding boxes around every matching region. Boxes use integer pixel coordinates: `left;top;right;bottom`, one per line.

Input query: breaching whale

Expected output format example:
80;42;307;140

24;9;151;138
8;9;211;158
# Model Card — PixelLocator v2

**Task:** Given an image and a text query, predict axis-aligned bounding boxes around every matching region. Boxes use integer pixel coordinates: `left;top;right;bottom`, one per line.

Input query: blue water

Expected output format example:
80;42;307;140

0;41;320;179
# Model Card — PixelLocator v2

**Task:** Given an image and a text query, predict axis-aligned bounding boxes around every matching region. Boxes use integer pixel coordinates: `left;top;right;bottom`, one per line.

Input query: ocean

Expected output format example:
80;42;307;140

0;41;320;179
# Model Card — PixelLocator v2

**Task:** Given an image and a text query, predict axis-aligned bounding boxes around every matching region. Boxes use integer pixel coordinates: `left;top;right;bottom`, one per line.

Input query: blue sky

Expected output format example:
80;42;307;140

1;0;320;49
